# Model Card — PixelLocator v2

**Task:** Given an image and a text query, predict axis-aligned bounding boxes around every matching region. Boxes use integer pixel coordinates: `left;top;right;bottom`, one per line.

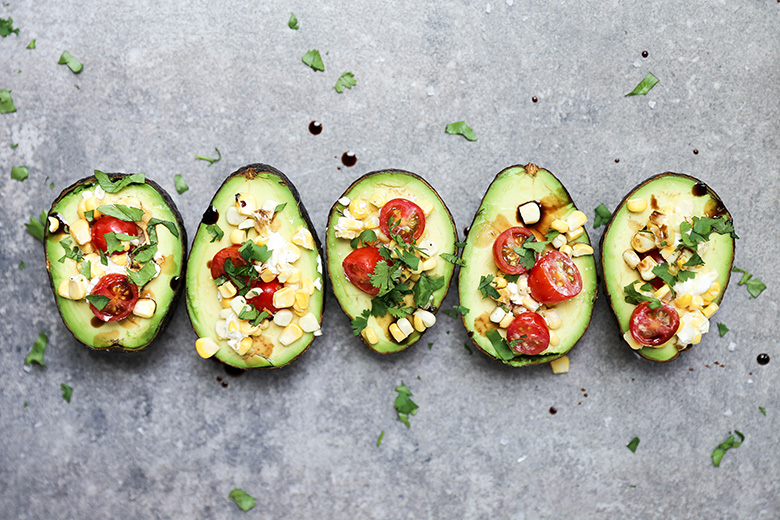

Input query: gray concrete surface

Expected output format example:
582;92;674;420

1;1;779;518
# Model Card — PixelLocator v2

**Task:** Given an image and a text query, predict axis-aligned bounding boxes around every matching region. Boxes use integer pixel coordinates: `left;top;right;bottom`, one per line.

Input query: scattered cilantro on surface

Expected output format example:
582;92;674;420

195;147;221;166
711;430;744;467
462;342;473;355
441;309;458;319
334;72;356;93
58;51;83;74
627;437;640;453
228;489;256;511
759;407;766;416
731;267;766;299
288;13;299;30
27;39;35;49
25;210;48;242
593;204;611;228
717;322;729;337
376;430;384;446
0;17;19;37
302;49;324;71
19;261;25;270
453;305;469;316
445;121;477;141
11;165;28;181
394;382;418;427
174;174;189;194
625;73;659;96
0;89;17;113
25;333;48;367
61;384;73;403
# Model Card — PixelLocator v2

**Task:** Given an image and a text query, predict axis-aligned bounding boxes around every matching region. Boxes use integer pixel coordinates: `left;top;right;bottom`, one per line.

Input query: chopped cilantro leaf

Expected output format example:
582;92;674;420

103;232;135;255
350;229;377;249
11;143;19;149
239;240;271;263
440;252;465;266
195;147;221;166
25;210;47;242
394;381;419;428
623;282;662;309
49;182;54;189
731;267;766;299
684;251;704;267
25;333;48;366
759;407;766;416
478;274;501;300
11;165;28;181
370;260;402;297
84;210;94;222
79;260;91;279
412;272;445;308
274;202;287;213
58;51;83;74
593;204;611;228
27;39;35;49
711;430;744;467
453;304;469;316
94;170;145;194
61;384;73;403
58;237;84;264
463;342;473;355
19;261;25;270
387;306;414;319
174;174;189;194
442;309;458;319
288;13;299;30
351;309;371;335
228;489;256;511
714;322;728;337
302;49;325;71
334;72;356;93
0;17;19;37
486;329;516;361
455;241;467;248
127;262;157;287
625;72;659;96
96;204;144;222
98;248;108;265
445;121;477;141
206;223;224;242
85;294;110;310
396;247;420;271
238;304;270;327
427;342;432;350
651;264;677;287
626;437;640;453
0;89;16;114
376;430;384;446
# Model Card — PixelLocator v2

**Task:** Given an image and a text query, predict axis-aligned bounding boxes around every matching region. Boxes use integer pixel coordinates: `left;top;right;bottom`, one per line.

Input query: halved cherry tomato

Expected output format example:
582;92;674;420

247;280;282;314
506;312;551;355
210;246;246;280
343;246;385;296
528;250;583;304
379;198;425;243
492;226;535;275
90;216;140;252
629;301;680;347
88;273;139;322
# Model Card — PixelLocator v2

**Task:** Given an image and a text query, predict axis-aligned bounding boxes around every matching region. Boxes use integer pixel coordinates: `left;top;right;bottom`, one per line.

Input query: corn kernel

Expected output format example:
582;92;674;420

279;323;304;346
623;249;641;269
299;313;320;333
218;281;237;298
348;199;369;219
389;323;406;342
302;278;315;295
542;309;562;330
675;294;693;308
413;314;426;332
550;355;569;374
566;226;584;241
421;257;437;271
689;295;704;310
490;307;507;324
702;302;719;319
293;290;310;312
226;205;243;226
417;199;434;216
499;313;514;329
571;243;594;257
551;219;569;233
559;244;573;257
111;254;128;266
623;330;643;350
551;234;567;249
368;191;388;208
57;280;71;299
518;201;541;225
239;320;260;335
397;318;414;337
632;231;656;253
195;337;220;359
272;287;295;308
70;218;91;245
235;336;253;355
236;192;257;216
220;297;233;309
68;275;87;300
493;276;507;289
549;330;560;347
363;327;379;345
273;309;293;327
654;285;671;299
692;333;702;345
627;198;648;213
566;210;588;231
292;227;315;250
416;310;436;328
365;216;380;230
77;198;88;220
229;228;246;245
132;298;156;318
522;295;540;312
260;269;277;283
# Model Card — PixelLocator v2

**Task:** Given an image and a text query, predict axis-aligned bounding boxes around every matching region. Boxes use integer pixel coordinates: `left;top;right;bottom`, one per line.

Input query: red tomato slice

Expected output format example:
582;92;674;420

247;280;282;314
528;251;583;305
379;198;425;243
90;216;140;252
89;273;139;322
210;246;247;280
492;227;535;275
343;246;385;296
506;312;551;355
629;301;680;347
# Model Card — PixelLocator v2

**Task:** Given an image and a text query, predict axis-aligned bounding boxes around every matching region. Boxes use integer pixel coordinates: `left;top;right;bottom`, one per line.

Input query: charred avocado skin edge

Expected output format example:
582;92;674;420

325;169;458;354
186;163;324;369
459;163;598;367
600;172;734;362
44;173;187;352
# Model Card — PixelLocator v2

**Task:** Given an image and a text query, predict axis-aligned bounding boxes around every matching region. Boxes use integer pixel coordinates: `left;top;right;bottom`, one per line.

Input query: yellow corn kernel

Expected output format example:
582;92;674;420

70;218;91;245
368;191;388;208
195;337;220;359
548;330;560;347
689;295;704;310
84;197;100;214
550;355;569;374
301;278;315;295
260;269;277;283
363;327;379;345
623;330;643;350
228;321;238;332
559;244;573;257
708;281;721;295
542;309;562;330
497;287;510;302
235;192;257;216
57;279;71;299
413;314;426;332
272;287;295;309
77;198;88;220
571;243;594;257
417;199;434;216
294;290;310;312
229;228;246;245
702;302;719;319
499;313;514;329
654;285;671;300
239;320;259;335
421;257;437;271
410;272;421;282
236;337;253;356
692;333;702;345
389;323;407;342
287;269;301;284
675;294;692;308
551;219;569;234
291;227;315;250
566;226;584;241
522;295;539;312
365;216;380;230
566;210;588;231
111;254;128;266
218;281;237;298
626;198;648;213
348;199;369;219
493;276;507;289
220;297;233;309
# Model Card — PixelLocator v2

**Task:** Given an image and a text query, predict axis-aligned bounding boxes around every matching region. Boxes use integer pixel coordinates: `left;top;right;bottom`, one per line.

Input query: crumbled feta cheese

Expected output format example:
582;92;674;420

675;309;710;346
675;267;718;297
313;277;322;290
262;232;300;274
94;186;106;199
316;255;322;274
338;196;351;206
81;190;93;200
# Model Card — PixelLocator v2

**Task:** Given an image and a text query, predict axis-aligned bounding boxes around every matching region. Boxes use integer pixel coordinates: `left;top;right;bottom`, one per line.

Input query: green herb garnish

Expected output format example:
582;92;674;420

61;384;73;403
228;489;256;511
717;322;729;337
593;203;611;228
0;17;19;37
25;210;47;242
623;282;662;309
174;174;189;194
441;309;458;319
19;261;25;270
759;407;766;416
288;13;299;30
11;165;28;181
274;202;287;213
25;332;48;366
412;272;445;308
79;260;91;279
351;309;371;335
370;260;403;297
85;294;110;310
94;170;145;193
486;329;516;361
0;89;16;114
445;121;477;141
195;147;221;166
394;382;419;428
453;304;469;316
238;304;271;327
463;342;473;355
334;72;356;93
239;240;271;263
478;274;500;300
58;51;83;74
376;430;384;446
96;204;144;222
27;39;35;49
440;252;465;266
302;49;324;71
626;437;640;453
127;262;156;287
625;73;659;96
350;229;377;249
206;223;224;242
711;430;744;467
731;266;766;299
58;236;84;264
455;241;467;248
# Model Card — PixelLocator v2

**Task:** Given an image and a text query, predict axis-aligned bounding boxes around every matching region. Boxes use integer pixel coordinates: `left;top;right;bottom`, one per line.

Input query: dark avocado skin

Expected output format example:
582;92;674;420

187;163;324;369
44;173;188;352
461;163;598;366
599;172;734;362
325;169;458;354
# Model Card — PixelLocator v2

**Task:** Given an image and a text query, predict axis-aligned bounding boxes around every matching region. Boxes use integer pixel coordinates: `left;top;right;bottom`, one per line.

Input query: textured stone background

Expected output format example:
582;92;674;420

1;1;778;518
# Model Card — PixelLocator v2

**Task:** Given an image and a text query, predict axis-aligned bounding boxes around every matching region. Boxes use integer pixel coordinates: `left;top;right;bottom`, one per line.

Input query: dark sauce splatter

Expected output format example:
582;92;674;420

309;121;322;135
614;158;620;163
549;406;557;415
170;276;181;291
463;227;470;236
517;201;542;226
691;182;708;197
532;96;538;103
641;50;649;58
201;206;219;225
693;149;699;155
91;316;106;328
51;213;70;235
341;152;357;167
757;353;770;365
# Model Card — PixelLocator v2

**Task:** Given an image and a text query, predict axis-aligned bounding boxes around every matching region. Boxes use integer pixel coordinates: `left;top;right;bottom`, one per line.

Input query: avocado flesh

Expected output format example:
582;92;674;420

459;164;598;367
601;173;734;362
326;170;457;354
186;165;324;369
45;177;186;351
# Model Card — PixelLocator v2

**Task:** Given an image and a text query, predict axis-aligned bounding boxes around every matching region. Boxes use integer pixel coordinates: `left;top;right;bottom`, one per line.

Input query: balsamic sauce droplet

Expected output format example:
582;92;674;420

549;406;558;415
641;50;649;58
52;213;70;235
532;96;538;103
91;316;106;328
341;152;357;167
614;158;620;163
691;182;708;197
224;364;246;377
170;276;181;291
201;206;219;225
308;121;322;135
693;149;699;155
463;227;470;236
757;353;770;365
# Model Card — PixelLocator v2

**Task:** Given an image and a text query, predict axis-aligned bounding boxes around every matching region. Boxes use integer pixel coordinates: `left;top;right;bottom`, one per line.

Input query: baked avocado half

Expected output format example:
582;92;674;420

326;169;457;353
186;164;324;369
459;163;597;367
600;173;735;362
44;172;186;351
